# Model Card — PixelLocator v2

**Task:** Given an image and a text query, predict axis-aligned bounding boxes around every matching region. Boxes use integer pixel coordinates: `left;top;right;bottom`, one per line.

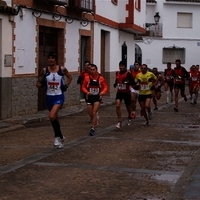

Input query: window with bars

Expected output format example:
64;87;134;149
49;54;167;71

162;47;185;64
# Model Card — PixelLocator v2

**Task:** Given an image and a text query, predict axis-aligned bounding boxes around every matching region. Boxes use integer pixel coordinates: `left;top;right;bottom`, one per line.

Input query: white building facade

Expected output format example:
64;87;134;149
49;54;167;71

0;0;145;119
136;0;200;71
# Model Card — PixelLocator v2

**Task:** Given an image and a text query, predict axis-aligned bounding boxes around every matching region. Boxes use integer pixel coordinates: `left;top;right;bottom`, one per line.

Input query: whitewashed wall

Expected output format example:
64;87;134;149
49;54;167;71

13;10;37;74
95;0;127;22
136;39;200;71
93;22;135;72
0;15;13;77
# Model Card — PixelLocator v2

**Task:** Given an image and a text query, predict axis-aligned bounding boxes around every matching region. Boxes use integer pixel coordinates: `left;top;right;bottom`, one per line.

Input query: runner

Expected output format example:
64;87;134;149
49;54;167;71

77;61;93;123
164;62;175;103
189;65;200;104
129;61;141;119
81;64;108;136
173;59;189;112
152;67;165;110
135;64;157;126
36;51;72;148
114;61;135;128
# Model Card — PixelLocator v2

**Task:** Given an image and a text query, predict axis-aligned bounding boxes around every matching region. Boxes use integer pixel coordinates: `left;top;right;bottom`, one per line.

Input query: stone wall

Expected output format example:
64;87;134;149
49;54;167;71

11;74;81;117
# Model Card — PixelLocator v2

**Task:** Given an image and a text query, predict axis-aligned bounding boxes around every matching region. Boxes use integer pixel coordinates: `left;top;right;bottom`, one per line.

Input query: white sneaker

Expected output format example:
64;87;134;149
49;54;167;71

54;137;60;146
116;122;121;129
166;97;170;104
58;136;65;149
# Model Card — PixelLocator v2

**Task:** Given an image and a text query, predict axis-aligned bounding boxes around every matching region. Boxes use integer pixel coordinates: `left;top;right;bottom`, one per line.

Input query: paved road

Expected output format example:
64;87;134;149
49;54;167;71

0;93;200;199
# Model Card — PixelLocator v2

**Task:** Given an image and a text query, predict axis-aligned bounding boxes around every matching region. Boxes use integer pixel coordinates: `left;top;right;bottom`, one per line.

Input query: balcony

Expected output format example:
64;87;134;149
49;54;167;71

68;0;94;12
144;23;163;37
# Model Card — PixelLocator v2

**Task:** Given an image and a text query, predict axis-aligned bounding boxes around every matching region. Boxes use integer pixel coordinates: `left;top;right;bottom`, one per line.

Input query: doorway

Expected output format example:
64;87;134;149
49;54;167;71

135;44;142;64
38;26;58;111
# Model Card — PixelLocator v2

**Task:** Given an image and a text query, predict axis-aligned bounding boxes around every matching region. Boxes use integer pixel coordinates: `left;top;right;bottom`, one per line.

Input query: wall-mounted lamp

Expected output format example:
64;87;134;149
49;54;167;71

154;12;160;25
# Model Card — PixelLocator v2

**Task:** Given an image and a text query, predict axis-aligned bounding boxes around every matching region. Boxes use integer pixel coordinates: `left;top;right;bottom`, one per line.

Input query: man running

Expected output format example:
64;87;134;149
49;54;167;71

135;64;157;126
114;61;135;128
189;65;200;104
81;64;108;136
173;59;189;112
129;61;141;119
164;62;175;103
36;51;72;148
152;67;165;110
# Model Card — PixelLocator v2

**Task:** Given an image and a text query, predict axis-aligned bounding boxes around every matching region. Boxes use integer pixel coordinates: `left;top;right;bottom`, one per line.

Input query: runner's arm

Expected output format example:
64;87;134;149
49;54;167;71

61;66;72;86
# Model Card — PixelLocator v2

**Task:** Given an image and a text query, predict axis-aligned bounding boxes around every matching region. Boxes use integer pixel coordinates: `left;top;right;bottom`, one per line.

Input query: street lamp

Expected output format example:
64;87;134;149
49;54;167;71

154;12;160;25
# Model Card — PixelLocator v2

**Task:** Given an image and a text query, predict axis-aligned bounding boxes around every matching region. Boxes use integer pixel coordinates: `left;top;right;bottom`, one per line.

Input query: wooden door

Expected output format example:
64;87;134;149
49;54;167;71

38;26;58;111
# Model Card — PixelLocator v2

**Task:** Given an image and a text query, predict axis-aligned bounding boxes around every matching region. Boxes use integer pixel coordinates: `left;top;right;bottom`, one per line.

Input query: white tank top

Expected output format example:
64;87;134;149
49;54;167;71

46;72;64;96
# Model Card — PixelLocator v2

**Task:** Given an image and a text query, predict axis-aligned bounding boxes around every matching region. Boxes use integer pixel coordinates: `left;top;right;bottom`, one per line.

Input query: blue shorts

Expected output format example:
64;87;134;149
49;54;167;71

46;94;65;111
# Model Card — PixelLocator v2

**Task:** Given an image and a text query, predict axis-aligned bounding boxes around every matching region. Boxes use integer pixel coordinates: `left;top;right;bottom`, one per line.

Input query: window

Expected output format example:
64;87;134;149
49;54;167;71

163;47;185;64
111;0;118;5
177;12;192;28
135;0;141;11
80;0;93;10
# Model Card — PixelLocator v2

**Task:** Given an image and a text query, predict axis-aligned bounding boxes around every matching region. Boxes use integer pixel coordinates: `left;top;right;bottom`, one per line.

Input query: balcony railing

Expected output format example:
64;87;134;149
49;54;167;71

144;23;163;37
68;0;94;11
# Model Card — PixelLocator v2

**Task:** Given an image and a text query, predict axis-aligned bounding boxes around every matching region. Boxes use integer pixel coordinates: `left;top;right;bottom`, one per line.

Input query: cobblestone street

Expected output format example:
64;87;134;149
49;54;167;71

1;93;200;200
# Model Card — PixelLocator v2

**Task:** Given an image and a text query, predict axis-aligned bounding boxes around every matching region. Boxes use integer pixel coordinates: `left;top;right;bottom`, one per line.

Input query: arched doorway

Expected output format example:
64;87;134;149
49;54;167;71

135;44;142;64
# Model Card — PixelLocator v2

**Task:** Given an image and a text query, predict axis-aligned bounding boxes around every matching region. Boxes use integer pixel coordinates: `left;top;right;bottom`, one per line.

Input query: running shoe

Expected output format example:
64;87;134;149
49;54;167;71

88;118;92;123
143;121;149;126
89;128;95;136
58;136;65;149
174;106;178;112
116;122;122;129
131;112;136;119
127;119;131;126
166;97;170;104
148;111;152;120
54;137;60;146
154;106;158;111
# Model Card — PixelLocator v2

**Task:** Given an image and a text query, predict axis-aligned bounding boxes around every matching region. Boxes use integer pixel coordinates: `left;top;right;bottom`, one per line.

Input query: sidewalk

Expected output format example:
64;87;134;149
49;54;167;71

0;96;115;133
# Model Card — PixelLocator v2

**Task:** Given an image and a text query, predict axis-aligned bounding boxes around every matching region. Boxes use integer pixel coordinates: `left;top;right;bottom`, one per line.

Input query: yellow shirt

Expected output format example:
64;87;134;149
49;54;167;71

135;71;157;95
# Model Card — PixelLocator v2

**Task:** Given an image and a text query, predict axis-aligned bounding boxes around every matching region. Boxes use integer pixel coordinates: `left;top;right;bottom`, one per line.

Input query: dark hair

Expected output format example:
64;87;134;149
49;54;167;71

119;61;125;66
47;51;56;59
175;59;181;63
84;60;90;65
167;62;171;65
90;64;97;70
134;61;140;65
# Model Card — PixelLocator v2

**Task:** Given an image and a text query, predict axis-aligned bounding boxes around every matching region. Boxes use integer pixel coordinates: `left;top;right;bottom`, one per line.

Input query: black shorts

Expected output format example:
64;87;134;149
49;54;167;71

165;81;174;88
174;83;185;91
115;92;131;105
138;94;152;102
86;95;101;105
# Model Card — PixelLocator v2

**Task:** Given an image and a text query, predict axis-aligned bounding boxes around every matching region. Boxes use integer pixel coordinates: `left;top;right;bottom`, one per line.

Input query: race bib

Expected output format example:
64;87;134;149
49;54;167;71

89;88;100;95
192;77;197;81
48;82;59;93
117;83;126;90
140;83;149;90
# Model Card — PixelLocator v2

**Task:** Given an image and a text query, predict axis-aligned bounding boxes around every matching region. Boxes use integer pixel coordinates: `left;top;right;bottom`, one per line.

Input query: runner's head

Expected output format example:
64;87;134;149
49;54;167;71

119;61;127;73
141;64;148;74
